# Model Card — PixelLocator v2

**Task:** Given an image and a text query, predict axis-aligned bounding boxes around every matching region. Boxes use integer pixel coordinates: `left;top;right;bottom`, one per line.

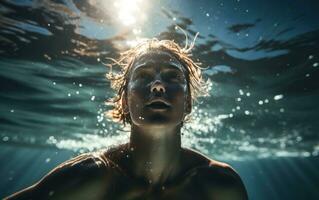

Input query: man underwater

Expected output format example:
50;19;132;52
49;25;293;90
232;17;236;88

6;39;248;200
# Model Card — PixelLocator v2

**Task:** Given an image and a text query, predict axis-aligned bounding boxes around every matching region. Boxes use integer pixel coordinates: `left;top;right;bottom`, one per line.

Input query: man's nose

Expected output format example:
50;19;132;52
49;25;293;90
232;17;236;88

150;80;166;93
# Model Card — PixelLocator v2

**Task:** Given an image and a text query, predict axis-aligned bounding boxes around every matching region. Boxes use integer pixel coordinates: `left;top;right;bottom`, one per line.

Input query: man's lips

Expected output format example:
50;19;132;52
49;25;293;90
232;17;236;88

145;99;171;110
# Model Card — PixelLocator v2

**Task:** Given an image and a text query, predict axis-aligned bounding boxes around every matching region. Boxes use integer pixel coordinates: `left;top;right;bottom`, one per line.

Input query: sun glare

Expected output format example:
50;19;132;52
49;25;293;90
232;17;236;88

113;0;146;26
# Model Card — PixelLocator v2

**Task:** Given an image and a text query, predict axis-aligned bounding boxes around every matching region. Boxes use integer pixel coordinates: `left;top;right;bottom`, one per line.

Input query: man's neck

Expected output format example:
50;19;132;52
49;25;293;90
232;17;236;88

129;124;182;186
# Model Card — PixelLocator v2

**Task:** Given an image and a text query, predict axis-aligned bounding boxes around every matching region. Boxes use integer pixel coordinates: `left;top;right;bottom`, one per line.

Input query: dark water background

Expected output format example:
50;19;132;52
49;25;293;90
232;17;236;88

0;0;319;199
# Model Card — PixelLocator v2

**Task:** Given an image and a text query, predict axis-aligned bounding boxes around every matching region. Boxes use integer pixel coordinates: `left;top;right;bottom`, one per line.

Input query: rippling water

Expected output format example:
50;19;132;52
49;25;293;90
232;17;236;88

1;0;319;199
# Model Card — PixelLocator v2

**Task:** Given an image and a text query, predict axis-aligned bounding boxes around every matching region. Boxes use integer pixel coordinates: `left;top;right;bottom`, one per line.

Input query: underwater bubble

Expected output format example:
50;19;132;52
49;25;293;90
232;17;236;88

67;93;71;97
305;74;310;77
237;97;241;102
308;55;314;59
244;110;250;115
258;100;263;105
76;91;79;95
280;108;285;112
313;62;318;67
73;116;77;120
79;83;82;87
246;92;251;97
2;136;9;142
48;136;57;144
45;158;51;163
239;89;244;95
53;82;56;85
206;13;210;17
49;191;54;196
264;99;269;103
10;109;14;113
236;106;241;110
274;94;284;100
91;96;95;101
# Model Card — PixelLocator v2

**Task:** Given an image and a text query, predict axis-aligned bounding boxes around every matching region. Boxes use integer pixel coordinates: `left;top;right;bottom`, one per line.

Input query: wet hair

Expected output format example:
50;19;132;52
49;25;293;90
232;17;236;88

105;38;206;125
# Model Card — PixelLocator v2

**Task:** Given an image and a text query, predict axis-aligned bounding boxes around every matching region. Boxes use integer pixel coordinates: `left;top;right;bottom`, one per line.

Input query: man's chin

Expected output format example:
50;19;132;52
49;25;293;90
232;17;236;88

140;115;178;127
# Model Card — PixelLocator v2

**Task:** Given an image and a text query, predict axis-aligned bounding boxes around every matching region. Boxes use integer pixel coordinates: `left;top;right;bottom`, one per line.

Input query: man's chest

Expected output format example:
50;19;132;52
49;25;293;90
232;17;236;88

102;173;206;200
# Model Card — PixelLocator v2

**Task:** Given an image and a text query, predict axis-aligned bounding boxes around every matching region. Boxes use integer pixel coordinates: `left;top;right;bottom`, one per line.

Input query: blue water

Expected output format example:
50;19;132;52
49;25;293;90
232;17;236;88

1;0;319;199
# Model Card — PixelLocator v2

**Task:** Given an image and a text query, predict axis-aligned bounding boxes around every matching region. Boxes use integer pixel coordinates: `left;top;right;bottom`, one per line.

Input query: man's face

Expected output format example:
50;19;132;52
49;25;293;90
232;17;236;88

126;51;190;128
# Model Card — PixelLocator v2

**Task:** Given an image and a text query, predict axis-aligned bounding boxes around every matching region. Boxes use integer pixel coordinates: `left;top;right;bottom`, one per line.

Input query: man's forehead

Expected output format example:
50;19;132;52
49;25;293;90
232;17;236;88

132;50;184;71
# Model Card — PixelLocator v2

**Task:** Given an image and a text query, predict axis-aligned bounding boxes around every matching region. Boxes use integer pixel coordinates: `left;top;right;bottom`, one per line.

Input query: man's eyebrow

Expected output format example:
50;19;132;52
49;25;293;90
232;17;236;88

162;62;184;71
133;61;183;72
132;63;151;73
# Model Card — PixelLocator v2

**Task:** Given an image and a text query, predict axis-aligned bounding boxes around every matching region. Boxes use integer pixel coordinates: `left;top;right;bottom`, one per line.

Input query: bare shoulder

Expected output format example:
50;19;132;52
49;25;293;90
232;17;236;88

195;161;248;200
5;151;119;200
182;148;248;200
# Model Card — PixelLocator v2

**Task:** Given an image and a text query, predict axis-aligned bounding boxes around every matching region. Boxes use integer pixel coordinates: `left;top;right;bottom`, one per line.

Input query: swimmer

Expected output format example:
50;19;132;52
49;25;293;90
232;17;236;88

6;39;248;200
